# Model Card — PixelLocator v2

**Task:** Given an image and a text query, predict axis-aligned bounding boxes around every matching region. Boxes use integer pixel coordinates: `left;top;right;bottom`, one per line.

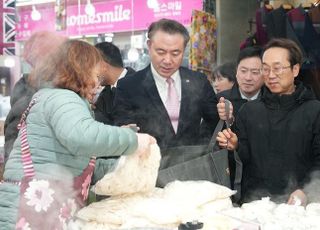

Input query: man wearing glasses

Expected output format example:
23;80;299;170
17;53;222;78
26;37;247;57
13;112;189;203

217;38;320;206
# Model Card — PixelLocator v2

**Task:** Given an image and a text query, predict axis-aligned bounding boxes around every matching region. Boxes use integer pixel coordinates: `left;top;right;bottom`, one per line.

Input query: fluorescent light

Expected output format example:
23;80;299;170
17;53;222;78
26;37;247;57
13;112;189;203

85;34;98;38
16;0;55;7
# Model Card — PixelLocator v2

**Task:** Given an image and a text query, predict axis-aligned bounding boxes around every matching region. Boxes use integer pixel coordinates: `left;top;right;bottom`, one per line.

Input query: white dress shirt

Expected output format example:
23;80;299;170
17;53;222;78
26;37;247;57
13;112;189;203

113;68;128;88
240;89;260;101
150;63;181;106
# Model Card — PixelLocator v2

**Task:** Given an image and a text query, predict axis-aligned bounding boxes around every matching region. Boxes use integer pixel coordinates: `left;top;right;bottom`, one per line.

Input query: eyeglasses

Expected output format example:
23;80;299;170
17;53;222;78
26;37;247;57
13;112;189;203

261;64;291;76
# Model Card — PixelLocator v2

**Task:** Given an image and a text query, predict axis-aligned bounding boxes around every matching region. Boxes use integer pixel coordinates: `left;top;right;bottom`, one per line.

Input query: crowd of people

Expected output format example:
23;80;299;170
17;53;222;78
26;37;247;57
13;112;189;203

0;17;319;228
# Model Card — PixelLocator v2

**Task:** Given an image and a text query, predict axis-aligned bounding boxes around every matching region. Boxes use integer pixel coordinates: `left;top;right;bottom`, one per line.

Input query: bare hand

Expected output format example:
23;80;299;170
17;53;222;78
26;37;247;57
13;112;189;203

122;124;140;132
216;128;238;150
135;133;157;159
287;189;307;206
217;97;234;121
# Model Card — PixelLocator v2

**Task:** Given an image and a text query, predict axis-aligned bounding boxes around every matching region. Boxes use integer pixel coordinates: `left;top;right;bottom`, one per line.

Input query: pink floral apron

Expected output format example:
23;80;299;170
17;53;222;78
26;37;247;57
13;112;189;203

14;98;96;230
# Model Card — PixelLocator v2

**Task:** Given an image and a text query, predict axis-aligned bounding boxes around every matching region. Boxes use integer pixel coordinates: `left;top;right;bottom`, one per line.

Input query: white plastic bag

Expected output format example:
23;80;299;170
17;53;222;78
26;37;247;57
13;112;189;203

94;144;161;196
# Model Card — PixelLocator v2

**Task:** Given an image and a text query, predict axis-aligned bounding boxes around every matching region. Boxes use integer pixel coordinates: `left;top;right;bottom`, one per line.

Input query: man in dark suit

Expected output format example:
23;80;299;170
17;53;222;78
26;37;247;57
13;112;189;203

113;18;219;149
217;46;264;121
94;42;135;125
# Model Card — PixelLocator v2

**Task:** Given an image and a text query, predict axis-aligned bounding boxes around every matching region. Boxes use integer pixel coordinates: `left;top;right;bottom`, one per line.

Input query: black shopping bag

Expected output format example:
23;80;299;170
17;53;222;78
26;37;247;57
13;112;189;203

157;120;231;188
157;100;242;202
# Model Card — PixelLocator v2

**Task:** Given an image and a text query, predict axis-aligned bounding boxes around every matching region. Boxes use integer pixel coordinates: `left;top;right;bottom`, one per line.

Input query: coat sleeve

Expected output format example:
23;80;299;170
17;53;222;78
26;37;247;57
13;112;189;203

299;106;320;199
234;106;251;164
43;90;138;158
305;109;320;182
200;76;220;135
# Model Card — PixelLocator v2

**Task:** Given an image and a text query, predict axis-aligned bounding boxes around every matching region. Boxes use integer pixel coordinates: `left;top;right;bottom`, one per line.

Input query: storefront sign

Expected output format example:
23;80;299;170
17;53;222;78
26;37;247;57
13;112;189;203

16;0;202;40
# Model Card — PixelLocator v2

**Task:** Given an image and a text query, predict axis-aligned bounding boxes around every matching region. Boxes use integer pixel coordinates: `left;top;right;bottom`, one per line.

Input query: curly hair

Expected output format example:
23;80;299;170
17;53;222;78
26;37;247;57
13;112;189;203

29;39;103;100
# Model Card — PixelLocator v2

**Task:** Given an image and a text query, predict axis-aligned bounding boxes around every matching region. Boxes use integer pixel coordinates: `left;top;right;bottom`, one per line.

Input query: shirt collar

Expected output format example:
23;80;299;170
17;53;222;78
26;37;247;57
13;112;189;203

113;68;127;88
151;63;180;83
240;89;260;101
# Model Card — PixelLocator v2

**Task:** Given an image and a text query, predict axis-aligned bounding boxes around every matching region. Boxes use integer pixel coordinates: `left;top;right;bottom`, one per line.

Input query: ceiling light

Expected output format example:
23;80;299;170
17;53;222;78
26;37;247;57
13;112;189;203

4;56;15;68
31;5;41;21
147;0;159;10
85;0;95;16
127;48;139;62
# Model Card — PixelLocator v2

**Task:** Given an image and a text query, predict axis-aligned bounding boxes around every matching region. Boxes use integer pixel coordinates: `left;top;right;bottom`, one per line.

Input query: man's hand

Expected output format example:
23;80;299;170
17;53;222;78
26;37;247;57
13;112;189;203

217;97;234;121
216;128;238;150
287;189;307;206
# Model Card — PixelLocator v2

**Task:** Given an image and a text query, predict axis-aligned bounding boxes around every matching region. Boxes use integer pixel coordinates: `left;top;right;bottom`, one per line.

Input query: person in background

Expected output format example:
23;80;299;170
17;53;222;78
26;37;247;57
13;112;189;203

216;46;264;122
2;31;67;180
217;38;320;205
113;18;219;149
0;39;155;229
93;42;135;125
210;62;236;94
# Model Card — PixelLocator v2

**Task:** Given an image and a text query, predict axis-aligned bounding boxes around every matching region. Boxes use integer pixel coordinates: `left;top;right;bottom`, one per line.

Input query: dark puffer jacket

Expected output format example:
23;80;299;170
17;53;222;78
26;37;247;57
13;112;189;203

236;81;320;203
4;74;35;162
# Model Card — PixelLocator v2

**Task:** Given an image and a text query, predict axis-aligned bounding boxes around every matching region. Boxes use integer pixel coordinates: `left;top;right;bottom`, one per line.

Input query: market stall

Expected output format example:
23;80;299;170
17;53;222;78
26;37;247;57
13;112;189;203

71;143;320;230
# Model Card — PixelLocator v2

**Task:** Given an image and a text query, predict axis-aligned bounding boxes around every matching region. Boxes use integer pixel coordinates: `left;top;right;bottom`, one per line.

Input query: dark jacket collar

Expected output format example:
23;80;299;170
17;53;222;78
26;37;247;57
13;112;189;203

217;83;242;100
217;83;263;101
261;80;316;110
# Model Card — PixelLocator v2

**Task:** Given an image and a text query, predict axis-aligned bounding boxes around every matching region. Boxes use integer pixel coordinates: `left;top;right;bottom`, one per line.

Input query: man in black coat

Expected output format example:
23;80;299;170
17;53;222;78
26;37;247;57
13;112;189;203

209;46;264;189
94;42;135;125
113;19;219;149
217;38;320;205
216;46;264;121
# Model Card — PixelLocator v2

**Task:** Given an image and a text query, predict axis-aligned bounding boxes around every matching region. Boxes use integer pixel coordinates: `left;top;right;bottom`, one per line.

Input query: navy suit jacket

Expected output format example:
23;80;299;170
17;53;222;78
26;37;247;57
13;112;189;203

113;65;219;149
94;67;135;125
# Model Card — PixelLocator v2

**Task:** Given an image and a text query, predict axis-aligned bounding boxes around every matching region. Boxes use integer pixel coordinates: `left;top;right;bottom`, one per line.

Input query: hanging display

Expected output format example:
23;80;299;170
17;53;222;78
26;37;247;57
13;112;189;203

189;10;217;76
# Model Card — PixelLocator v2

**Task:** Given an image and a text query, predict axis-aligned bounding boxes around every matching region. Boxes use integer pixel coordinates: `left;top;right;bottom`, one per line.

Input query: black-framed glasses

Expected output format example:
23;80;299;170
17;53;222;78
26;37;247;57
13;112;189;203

261;64;291;76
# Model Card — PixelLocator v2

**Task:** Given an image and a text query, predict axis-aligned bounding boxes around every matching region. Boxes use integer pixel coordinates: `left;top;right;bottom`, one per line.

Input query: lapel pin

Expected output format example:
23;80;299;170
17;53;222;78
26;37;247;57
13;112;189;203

186;79;190;83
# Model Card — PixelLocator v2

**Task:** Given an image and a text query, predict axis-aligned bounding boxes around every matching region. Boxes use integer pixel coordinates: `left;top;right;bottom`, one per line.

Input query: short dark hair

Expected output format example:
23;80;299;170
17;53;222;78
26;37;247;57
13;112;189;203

263;38;303;66
212;62;236;82
147;18;190;47
95;42;124;68
237;46;263;66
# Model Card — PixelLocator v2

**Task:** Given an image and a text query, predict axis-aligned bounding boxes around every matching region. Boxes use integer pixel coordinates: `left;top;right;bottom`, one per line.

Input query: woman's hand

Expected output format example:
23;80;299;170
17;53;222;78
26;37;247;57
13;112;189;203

287;189;307;206
216;128;238;150
135;133;157;159
122;124;140;132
